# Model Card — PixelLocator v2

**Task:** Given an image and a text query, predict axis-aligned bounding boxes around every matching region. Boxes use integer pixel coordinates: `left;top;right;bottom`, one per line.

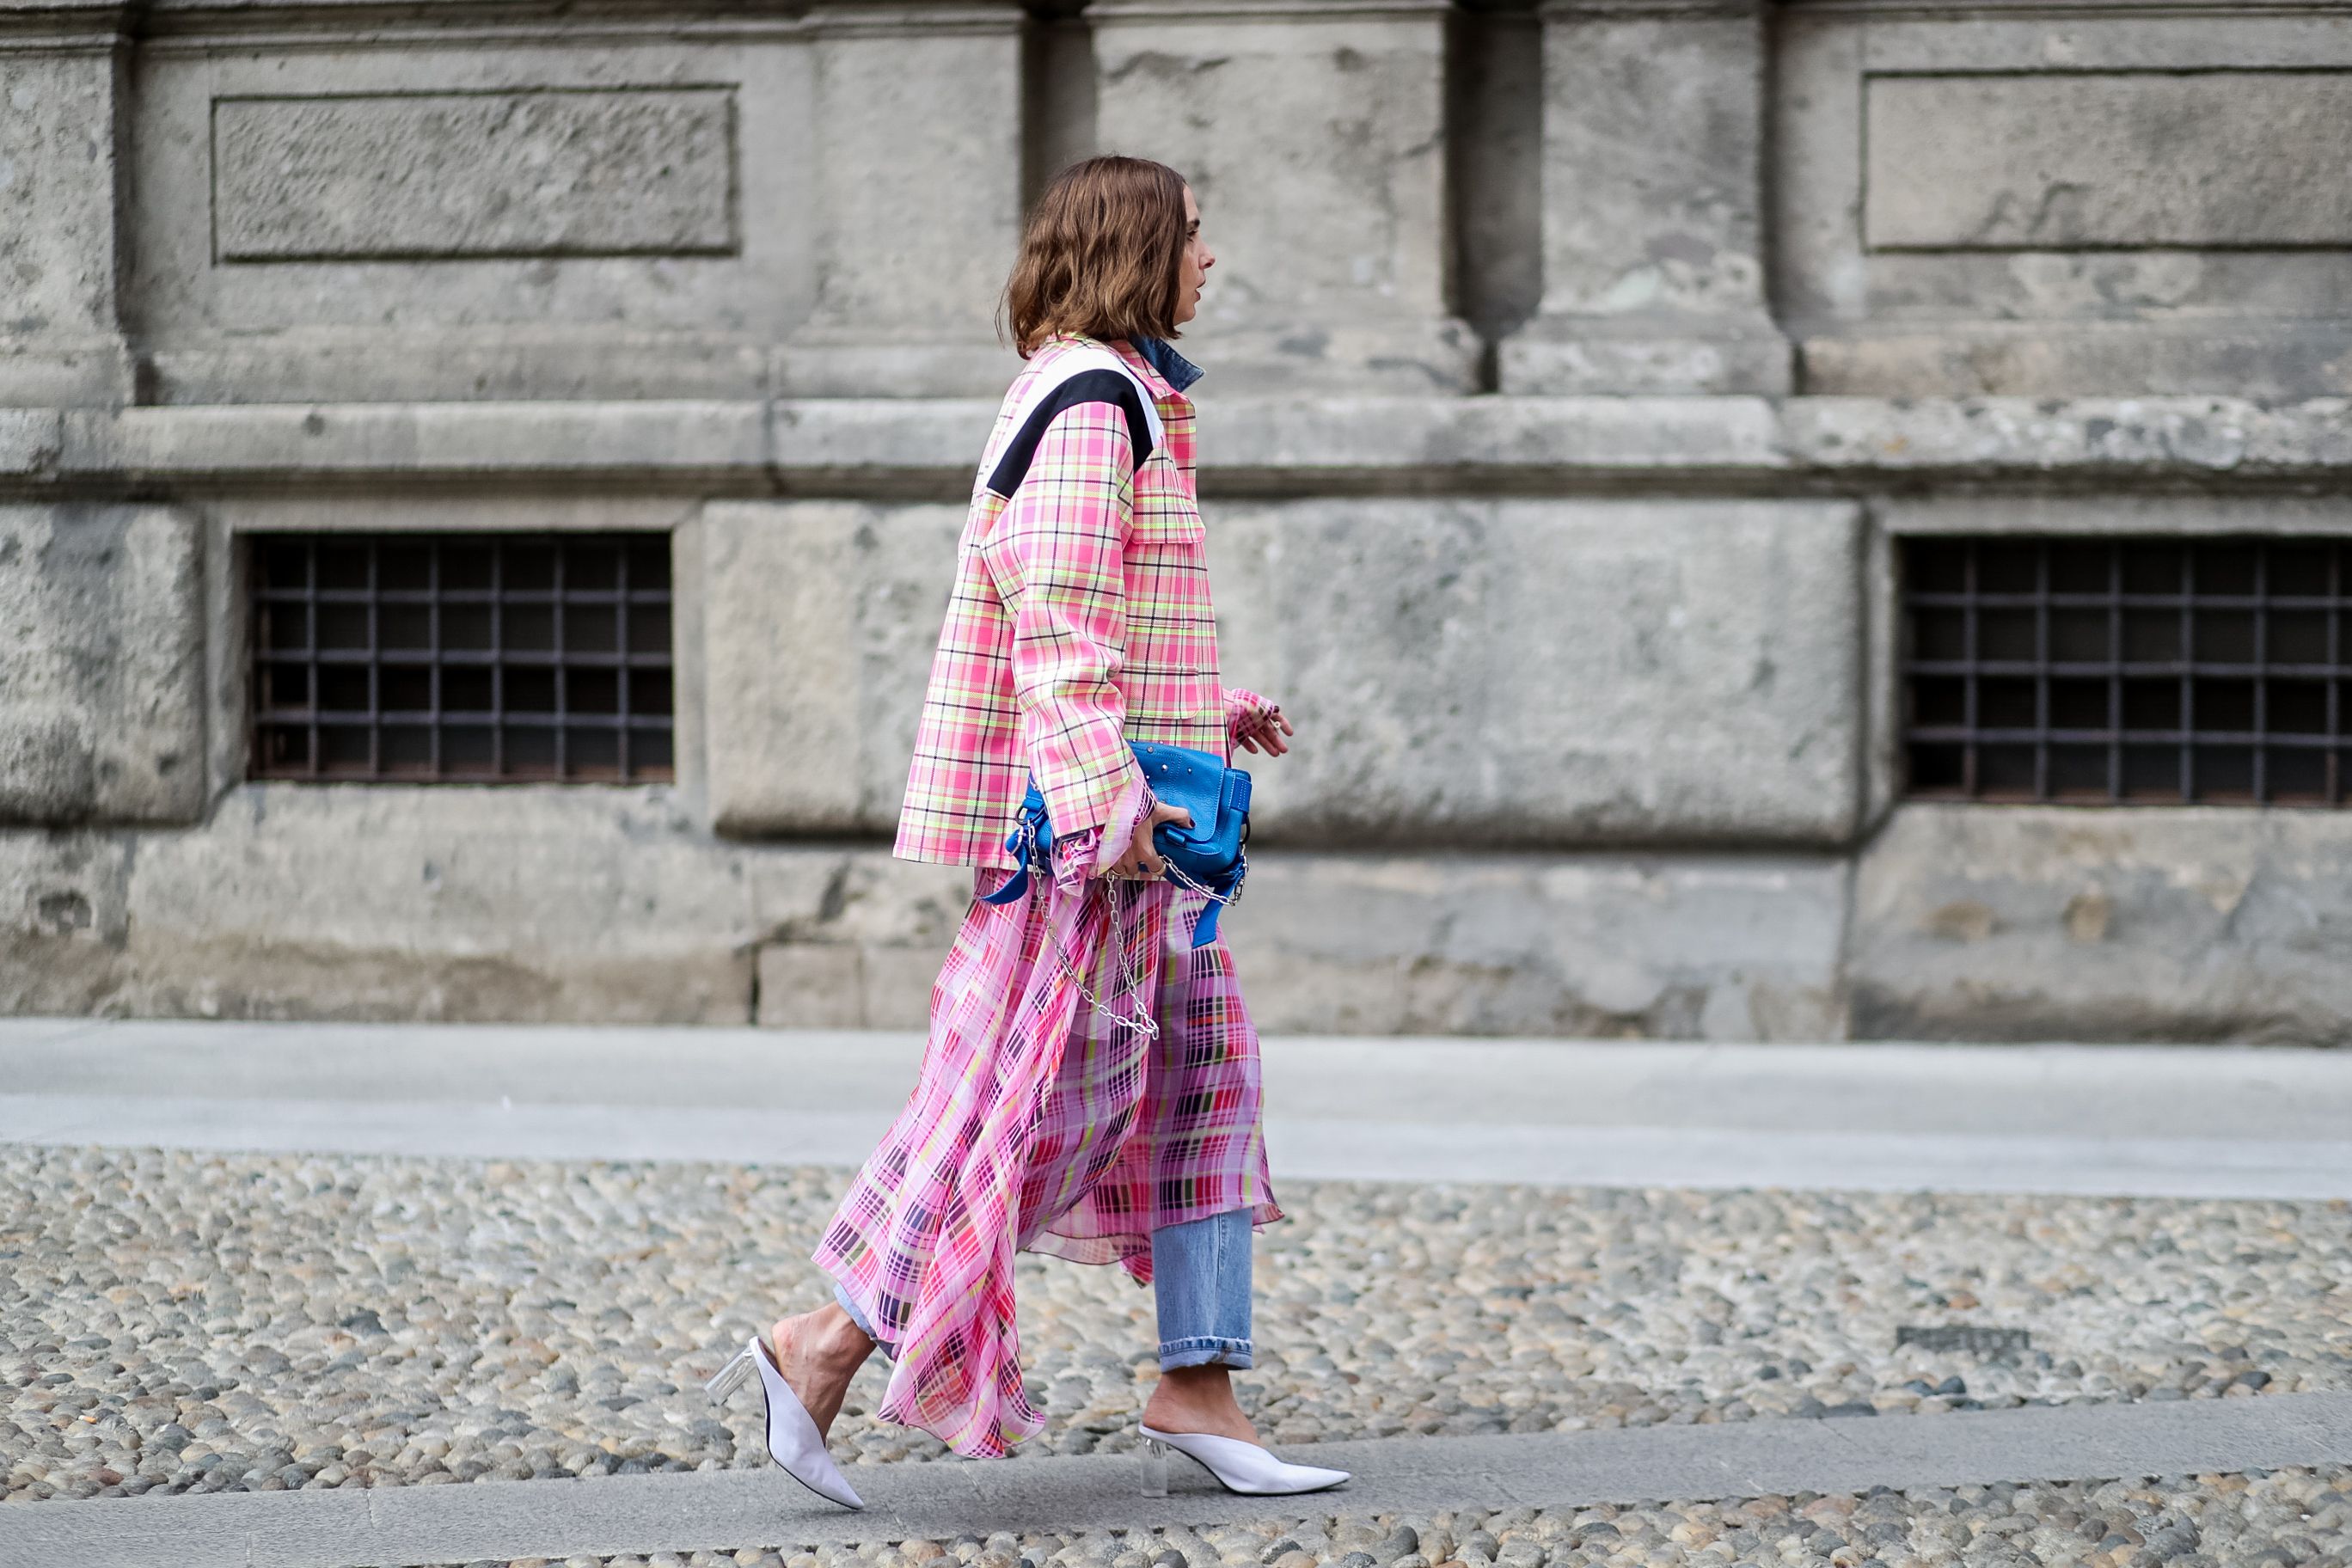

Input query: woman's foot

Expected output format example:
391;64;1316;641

765;1304;876;1439
1140;1363;1259;1443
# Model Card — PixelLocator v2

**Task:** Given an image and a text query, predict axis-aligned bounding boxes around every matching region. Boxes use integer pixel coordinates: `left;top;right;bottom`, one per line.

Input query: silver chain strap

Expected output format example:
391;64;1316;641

1006;820;1161;1038
1161;851;1246;910
1007;818;1249;1038
1041;873;1161;1038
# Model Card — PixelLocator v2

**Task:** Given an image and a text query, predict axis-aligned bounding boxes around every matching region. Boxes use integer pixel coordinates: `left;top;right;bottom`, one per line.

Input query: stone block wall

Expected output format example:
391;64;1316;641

3;0;2351;1044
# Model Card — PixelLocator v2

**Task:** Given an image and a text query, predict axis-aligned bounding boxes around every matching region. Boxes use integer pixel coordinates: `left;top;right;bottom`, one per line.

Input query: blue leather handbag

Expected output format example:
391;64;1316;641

980;741;1251;947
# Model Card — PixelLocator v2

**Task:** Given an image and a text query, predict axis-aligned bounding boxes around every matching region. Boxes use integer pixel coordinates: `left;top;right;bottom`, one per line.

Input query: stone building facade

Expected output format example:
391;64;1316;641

3;0;2349;1042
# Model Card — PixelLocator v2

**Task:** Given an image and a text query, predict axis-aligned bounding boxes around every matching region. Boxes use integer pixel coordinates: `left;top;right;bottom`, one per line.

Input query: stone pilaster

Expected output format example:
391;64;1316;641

776;1;1031;396
1499;0;1792;395
0;504;206;827
0;4;137;407
1088;0;1478;395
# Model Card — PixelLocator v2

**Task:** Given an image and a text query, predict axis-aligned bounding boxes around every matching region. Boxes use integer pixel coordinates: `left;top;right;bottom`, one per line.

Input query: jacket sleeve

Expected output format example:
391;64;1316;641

1223;685;1278;748
982;398;1151;873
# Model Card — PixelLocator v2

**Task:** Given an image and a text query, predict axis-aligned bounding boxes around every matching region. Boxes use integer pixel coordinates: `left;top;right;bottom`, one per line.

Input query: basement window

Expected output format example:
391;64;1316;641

248;531;675;783
1903;536;2345;806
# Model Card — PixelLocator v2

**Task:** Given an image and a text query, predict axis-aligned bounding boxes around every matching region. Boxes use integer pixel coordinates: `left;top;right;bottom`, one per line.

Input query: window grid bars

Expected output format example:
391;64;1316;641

1902;536;2349;807
248;531;674;784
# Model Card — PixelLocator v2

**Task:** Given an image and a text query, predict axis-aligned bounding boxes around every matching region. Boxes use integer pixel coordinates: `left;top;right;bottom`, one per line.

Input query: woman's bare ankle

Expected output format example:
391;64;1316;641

810;1302;877;1366
1142;1365;1259;1443
772;1305;873;1378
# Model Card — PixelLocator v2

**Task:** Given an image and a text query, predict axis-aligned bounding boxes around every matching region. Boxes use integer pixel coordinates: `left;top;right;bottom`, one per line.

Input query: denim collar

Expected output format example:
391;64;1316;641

1133;335;1204;394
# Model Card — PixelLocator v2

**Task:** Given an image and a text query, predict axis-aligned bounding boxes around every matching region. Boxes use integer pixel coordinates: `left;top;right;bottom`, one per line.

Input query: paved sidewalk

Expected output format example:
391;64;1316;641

14;1394;2352;1568
7;1019;2352;1197
7;1019;2352;1566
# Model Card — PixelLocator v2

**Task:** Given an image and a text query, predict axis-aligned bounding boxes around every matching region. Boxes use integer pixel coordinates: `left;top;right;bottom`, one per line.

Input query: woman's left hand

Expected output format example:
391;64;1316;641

1234;704;1295;756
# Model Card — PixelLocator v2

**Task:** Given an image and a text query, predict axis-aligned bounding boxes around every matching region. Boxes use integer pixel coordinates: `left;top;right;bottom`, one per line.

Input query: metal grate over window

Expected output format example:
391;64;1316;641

1902;536;2347;807
248;531;675;783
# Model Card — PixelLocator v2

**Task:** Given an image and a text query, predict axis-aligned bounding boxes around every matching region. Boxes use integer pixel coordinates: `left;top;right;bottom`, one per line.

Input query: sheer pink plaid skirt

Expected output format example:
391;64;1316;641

811;866;1283;1459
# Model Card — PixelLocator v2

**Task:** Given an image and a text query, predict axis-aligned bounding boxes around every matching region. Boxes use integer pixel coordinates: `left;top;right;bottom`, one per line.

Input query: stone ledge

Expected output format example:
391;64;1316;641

1850;804;2352;1047
6;395;2352;495
0;787;1845;1039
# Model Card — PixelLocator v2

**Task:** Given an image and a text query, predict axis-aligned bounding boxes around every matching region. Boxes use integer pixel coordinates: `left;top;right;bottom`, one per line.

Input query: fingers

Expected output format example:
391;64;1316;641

1236;710;1295;756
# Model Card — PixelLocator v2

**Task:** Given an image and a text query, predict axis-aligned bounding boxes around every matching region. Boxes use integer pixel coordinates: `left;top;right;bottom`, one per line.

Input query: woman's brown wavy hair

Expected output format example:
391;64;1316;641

1001;156;1188;358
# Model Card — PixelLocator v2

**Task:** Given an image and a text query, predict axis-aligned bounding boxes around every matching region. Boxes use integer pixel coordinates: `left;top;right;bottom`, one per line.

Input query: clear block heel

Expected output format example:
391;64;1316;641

1142;1436;1169;1498
705;1345;754;1403
1135;1423;1349;1497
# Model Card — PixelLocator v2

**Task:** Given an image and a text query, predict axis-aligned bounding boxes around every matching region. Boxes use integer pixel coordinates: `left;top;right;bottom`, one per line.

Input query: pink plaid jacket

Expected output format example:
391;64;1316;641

895;334;1269;870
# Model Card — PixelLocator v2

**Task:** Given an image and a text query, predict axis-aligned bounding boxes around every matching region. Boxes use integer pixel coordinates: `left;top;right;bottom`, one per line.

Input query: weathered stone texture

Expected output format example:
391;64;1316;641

1210;499;1865;847
699;500;960;839
211;88;739;261
780;4;1028;395
2;0;2349;1042
126;22;822;405
1234;850;1848;1043
0;784;971;1026
0;48;133;406
0;505;205;826
1850;806;2352;1046
0;830;132;1015
1776;3;2352;398
0;793;1843;1038
1505;0;1790;395
1090;0;1476;394
1865;71;2352;250
698;498;1863;848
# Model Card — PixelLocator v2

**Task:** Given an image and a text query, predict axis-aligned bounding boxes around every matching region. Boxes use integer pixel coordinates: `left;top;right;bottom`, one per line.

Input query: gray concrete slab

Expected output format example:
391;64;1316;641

9;1393;2352;1568
9;1092;2352;1200
6;1020;2352;1198
9;1021;2350;1141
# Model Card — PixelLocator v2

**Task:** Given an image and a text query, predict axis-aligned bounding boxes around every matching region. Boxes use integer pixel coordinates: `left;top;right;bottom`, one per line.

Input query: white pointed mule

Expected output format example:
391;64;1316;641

1136;1423;1351;1498
706;1332;865;1510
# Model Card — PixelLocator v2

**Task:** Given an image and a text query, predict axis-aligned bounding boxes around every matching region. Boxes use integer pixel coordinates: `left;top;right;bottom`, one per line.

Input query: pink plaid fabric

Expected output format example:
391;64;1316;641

894;334;1231;868
818;336;1288;1460
812;864;1281;1458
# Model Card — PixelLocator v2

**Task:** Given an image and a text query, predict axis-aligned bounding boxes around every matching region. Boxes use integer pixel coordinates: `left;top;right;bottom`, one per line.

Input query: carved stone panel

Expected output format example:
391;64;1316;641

1776;3;2352;398
211;88;738;263
128;25;821;403
1865;70;2352;252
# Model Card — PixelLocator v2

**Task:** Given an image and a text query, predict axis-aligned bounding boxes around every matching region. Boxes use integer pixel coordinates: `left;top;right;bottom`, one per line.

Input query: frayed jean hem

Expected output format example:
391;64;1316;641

1158;1335;1253;1372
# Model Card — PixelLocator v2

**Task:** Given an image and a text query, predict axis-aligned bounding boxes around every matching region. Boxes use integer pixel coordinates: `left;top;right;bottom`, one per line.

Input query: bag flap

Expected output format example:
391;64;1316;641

1134;744;1227;843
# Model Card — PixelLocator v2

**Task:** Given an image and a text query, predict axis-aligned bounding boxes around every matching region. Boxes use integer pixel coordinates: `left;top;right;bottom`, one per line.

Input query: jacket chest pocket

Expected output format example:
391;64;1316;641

1129;500;1204;555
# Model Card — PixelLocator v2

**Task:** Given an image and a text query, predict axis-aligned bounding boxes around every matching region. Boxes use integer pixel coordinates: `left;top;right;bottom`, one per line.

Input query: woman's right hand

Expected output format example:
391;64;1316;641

1104;801;1193;880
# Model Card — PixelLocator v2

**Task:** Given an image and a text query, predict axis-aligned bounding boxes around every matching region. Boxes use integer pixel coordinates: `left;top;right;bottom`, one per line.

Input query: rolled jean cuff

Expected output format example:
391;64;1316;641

833;1280;895;1360
1159;1334;1253;1371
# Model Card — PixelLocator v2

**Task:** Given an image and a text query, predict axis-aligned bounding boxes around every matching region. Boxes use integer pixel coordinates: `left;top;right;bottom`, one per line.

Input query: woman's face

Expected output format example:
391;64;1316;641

1173;184;1214;326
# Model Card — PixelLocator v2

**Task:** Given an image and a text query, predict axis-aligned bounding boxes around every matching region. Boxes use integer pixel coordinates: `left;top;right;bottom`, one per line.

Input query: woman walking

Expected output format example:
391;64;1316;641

707;156;1346;1509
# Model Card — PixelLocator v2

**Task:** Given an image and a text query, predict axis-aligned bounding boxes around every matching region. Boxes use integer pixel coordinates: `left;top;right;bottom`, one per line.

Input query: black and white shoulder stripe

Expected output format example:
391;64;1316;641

979;347;1166;501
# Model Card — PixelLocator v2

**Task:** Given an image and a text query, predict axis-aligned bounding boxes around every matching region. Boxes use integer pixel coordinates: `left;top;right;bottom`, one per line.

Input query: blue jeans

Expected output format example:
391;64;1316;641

832;1206;1253;1373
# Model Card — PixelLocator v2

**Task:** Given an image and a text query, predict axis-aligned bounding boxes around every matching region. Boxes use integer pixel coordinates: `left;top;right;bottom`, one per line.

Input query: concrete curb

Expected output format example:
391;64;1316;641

9;1092;2352;1200
9;1394;2352;1568
9;1024;2352;1200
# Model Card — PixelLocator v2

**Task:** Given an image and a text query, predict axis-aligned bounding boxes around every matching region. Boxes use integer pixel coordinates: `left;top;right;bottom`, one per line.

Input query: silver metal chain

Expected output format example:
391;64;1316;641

1040;872;1161;1038
1004;820;1160;1038
1161;852;1246;911
1007;820;1249;1038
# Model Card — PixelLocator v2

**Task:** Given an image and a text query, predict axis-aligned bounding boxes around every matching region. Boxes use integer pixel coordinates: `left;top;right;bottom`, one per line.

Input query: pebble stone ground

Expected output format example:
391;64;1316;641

408;1471;2352;1568
4;1148;2350;1505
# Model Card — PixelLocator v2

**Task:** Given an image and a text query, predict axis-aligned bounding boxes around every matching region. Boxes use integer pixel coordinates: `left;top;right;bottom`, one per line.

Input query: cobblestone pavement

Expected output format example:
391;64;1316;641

4;1147;2349;1504
408;1468;2352;1568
